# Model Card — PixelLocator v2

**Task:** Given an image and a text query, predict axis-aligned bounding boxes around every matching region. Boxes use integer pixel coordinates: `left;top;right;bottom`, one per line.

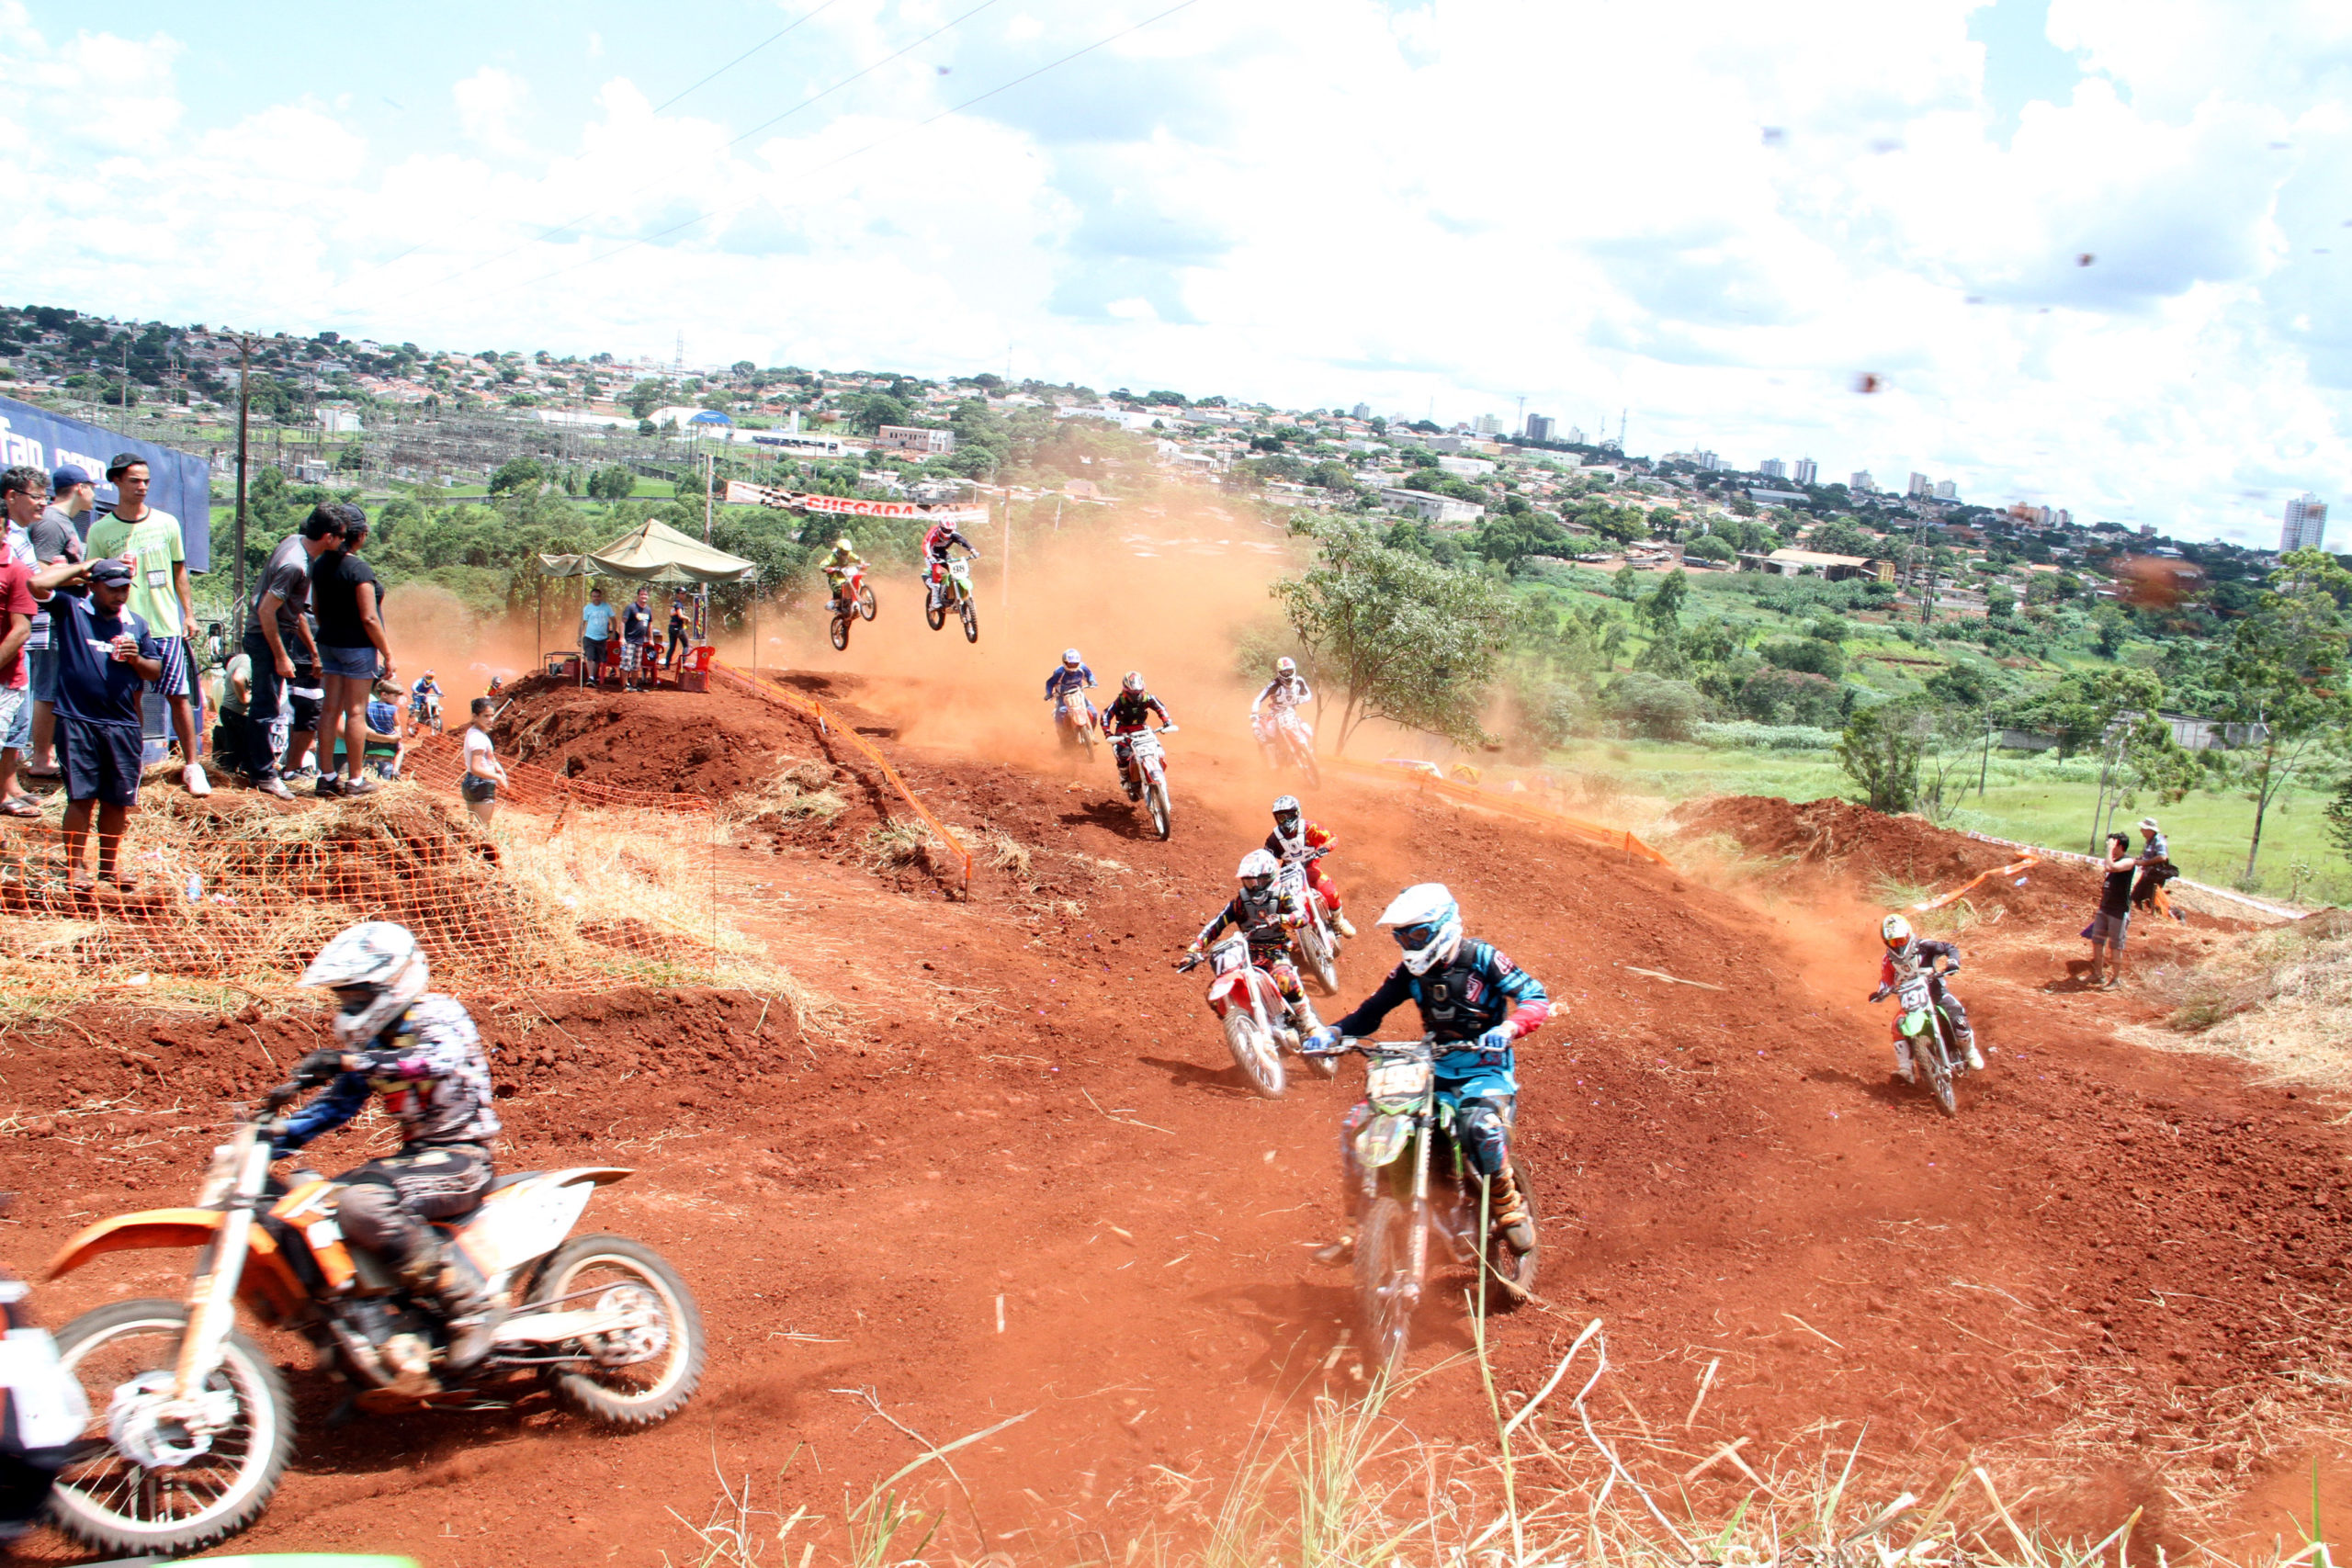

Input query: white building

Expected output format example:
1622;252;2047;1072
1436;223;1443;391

1436;455;1498;478
1933;479;1957;501
1473;414;1505;435
1851;470;1876;491
1379;487;1486;525
1907;471;1931;498
1523;413;1555;441
876;424;956;455
2283;492;2329;551
316;408;364;434
1792;457;1817;486
1758;457;1787;479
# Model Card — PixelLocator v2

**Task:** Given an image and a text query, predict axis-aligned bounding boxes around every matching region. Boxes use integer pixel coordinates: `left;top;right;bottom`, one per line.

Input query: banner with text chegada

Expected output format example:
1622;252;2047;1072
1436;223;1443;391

724;479;986;529
0;394;213;570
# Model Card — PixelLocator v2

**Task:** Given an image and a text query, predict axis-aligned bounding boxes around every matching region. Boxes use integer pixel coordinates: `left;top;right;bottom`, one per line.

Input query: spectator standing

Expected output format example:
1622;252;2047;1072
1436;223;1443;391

237;505;344;799
2129;817;2184;921
309;513;393;798
666;592;692;671
2087;832;2135;989
85;456;209;796
0;470;43;817
579;585;614;686
28;466;94;779
458;697;509;829
29;559;159;889
620;588;651;692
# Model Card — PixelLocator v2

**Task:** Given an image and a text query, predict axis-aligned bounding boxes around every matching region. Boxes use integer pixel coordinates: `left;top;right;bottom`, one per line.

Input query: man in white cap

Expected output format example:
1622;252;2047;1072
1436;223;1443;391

2132;818;2182;920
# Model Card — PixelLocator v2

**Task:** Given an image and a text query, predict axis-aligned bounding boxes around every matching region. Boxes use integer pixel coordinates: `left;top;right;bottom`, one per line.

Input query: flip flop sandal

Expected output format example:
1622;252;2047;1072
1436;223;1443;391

0;799;40;818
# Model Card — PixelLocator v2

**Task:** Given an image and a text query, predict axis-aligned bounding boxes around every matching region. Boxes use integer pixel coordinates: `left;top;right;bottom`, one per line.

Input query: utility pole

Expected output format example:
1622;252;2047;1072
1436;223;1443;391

234;335;253;617
702;448;714;541
119;340;130;434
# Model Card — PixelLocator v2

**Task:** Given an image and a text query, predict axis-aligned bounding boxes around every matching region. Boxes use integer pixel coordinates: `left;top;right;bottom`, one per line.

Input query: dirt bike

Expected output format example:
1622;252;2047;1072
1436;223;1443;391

1876;956;1971;1116
923;555;979;642
1306;1035;1540;1377
1176;935;1335;1100
40;1081;707;1558
1110;724;1177;840
1049;690;1099;761
1275;857;1341;994
1259;707;1320;787
409;692;443;733
825;565;877;651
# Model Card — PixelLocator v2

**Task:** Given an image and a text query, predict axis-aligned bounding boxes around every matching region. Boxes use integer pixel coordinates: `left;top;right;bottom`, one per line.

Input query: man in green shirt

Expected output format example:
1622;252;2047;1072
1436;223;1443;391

85;455;208;795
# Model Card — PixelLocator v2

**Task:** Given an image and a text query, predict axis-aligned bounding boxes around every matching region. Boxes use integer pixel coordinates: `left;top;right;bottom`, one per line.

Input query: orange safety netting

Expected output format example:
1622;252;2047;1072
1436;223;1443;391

1908;854;2041;913
0;759;719;987
708;660;973;893
1326;757;1675;866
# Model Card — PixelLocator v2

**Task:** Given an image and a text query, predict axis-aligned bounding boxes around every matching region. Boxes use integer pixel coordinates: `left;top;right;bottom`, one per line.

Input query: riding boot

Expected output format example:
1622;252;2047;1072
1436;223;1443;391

403;1243;500;1375
1892;1039;1916;1084
1489;1168;1535;1254
1314;1233;1355;1265
1961;1029;1985;1072
1333;910;1357;940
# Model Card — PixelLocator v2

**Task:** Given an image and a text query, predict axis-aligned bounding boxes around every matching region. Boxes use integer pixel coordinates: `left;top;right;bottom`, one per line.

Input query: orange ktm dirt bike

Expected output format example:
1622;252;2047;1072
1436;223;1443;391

1305;1034;1540;1377
1049;689;1099;761
40;1081;707;1558
1177;935;1337;1100
826;563;878;651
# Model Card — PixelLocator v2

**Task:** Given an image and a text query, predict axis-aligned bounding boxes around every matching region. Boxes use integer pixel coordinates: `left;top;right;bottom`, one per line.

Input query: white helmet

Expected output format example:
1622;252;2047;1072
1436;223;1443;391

1062;648;1082;667
300;920;430;1050
1237;848;1281;892
835;537;853;552
1122;671;1146;694
1271;795;1303;850
1275;656;1297;677
1379;884;1462;976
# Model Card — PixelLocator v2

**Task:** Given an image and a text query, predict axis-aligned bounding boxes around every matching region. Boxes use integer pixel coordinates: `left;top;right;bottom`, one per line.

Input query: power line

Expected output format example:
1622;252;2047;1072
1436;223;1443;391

653;0;848;112
718;0;1006;149
478;0;1208;304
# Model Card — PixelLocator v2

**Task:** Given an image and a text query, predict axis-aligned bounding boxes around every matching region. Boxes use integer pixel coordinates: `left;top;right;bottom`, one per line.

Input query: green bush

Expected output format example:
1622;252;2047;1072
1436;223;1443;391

1603;672;1703;741
1760;637;1845;679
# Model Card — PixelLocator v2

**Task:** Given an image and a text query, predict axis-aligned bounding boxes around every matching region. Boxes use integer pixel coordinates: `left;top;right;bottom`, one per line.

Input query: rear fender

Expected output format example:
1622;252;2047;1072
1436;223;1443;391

450;1168;632;1280
49;1208;311;1324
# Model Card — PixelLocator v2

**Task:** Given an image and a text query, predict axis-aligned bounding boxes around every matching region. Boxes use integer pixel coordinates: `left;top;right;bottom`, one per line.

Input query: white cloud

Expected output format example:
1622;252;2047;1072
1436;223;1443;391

0;0;2345;538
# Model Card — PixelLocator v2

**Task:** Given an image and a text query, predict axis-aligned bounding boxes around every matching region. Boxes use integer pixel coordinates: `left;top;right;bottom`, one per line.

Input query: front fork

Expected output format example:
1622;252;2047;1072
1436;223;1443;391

1405;1116;1433;1311
175;1135;271;1404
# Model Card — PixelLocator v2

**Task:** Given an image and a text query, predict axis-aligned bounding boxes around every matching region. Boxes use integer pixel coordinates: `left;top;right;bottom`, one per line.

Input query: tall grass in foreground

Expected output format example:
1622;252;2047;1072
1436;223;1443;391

664;1306;2335;1567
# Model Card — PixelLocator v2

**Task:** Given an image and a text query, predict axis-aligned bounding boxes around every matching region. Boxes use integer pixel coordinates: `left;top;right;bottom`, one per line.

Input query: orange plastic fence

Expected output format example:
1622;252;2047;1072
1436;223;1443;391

1909;853;2040;913
1327;757;1675;866
403;731;714;818
708;661;974;893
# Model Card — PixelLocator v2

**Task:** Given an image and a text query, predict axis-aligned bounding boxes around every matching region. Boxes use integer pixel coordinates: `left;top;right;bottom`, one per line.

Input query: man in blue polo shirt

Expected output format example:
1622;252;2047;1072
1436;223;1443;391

578;584;615;685
30;558;160;891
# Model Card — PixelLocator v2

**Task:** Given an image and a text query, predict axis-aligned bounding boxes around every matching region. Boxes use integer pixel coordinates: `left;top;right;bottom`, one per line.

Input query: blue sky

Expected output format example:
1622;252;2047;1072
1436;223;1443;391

6;0;2350;544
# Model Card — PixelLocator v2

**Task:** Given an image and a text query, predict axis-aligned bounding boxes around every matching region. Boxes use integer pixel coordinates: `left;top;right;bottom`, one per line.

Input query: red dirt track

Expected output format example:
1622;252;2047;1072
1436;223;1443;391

3;680;2348;1564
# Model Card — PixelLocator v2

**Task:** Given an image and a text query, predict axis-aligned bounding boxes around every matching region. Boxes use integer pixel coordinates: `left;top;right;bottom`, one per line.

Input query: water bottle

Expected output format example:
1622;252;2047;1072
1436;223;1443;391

185;874;202;904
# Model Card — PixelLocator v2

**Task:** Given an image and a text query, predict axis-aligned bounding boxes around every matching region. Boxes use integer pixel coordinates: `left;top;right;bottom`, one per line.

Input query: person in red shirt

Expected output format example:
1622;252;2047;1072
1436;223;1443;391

0;470;47;817
1263;795;1356;938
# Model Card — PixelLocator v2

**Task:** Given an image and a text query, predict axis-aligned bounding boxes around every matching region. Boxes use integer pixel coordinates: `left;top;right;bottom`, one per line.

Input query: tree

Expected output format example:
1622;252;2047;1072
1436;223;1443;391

2217;548;2352;880
842;392;910;434
587;465;637;502
1271;517;1526;752
1985;584;2016;619
1837;702;1929;813
1603;672;1702;740
625;380;666;419
1683;534;1736;563
488;457;545;495
729;359;756;378
1636;569;1688;635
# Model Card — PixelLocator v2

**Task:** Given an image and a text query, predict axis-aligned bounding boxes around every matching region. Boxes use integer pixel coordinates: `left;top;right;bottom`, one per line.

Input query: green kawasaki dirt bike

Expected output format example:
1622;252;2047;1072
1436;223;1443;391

1307;1035;1539;1377
1878;956;1971;1116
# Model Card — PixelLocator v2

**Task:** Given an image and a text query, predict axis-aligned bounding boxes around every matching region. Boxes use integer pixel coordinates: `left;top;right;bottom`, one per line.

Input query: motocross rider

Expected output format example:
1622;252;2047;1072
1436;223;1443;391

1264;794;1356;939
271;920;505;1370
1307;884;1550;1258
1188;849;1326;1044
1250;656;1313;764
1871;914;1982;1080
820;537;866;614
1044;649;1098;739
922;520;978;611
408;671;442;725
1101;671;1174;798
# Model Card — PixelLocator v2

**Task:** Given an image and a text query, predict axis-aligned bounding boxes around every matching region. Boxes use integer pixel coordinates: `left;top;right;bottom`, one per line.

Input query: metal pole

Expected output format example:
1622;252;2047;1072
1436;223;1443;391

234;335;252;617
1000;493;1011;617
703;448;714;542
751;570;758;680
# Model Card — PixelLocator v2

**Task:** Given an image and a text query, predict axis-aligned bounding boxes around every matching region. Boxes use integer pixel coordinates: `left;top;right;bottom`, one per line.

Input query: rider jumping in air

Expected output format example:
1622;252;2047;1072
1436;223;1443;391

1264;794;1356;939
1190;849;1326;1045
922;520;978;612
1101;671;1174;798
1250;656;1313;766
820;537;866;614
1308;884;1550;1258
1871;913;1982;1081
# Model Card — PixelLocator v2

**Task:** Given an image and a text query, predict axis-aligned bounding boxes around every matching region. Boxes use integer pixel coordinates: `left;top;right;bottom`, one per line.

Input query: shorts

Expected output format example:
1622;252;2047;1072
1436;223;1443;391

459;773;497;805
582;637;609;670
27;646;56;705
289;671;322;734
0;688;24;753
2088;909;2131;950
319;644;381;680
59;717;143;807
150;637;192;699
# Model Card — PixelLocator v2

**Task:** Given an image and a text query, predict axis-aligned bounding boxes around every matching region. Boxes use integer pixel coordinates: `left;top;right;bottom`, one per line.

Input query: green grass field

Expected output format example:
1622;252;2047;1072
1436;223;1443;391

1550;739;2349;906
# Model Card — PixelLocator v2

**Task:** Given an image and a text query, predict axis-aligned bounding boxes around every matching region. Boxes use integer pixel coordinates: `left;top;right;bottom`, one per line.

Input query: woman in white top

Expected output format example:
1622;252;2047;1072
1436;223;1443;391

458;696;510;828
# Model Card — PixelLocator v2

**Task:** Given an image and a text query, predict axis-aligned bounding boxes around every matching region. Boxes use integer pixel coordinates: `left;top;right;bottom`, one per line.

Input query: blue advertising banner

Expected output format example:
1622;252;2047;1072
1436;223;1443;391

0;394;212;571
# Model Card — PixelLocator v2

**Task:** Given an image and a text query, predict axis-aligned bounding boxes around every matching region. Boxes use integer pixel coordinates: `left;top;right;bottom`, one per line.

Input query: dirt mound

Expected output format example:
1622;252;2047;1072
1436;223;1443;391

1672;793;2102;918
493;677;822;801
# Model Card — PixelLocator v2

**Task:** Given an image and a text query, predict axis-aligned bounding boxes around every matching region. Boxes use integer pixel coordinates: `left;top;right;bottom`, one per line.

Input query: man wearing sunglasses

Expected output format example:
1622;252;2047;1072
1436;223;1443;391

1308;883;1550;1259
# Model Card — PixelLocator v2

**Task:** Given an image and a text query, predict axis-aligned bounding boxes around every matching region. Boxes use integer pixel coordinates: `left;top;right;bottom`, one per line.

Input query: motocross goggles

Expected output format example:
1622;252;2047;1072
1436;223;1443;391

1391;921;1441;951
1241;874;1273;893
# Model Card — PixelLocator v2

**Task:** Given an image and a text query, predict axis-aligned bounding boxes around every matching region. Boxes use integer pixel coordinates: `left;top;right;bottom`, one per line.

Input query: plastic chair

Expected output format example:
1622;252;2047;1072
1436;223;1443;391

677;645;716;693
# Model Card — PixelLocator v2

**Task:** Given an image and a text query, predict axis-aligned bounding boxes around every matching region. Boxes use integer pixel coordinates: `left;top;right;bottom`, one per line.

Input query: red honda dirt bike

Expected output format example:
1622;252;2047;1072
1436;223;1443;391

1275;856;1342;994
1109;723;1177;840
1049;690;1099;761
825;565;877;651
1176;935;1337;1100
1258;707;1320;787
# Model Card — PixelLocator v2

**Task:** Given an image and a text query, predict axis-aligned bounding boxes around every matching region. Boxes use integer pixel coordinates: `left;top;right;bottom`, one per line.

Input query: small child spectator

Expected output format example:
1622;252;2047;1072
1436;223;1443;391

364;681;407;780
458;696;508;829
30;558;160;889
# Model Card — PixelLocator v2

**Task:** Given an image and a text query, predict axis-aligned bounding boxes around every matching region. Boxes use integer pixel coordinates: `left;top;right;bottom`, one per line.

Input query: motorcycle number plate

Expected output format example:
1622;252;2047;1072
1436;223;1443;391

305;1219;344;1250
1354;1112;1413;1170
1365;1059;1433;1103
1897;976;1931;1010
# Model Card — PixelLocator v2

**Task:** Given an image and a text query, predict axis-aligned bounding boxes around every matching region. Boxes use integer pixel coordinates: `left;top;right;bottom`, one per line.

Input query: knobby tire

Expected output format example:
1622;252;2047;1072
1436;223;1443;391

1222;1010;1285;1100
1357;1196;1416;1379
